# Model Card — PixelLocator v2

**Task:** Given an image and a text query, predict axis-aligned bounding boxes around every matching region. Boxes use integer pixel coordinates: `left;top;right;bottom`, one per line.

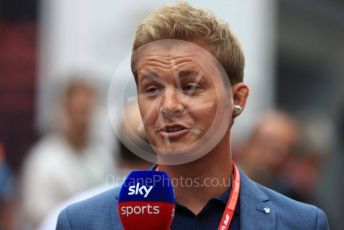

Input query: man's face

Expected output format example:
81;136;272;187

66;85;95;131
135;40;232;162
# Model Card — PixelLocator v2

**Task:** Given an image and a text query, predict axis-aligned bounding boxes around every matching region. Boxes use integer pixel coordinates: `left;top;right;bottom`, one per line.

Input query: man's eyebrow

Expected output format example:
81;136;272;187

140;70;159;79
138;70;166;86
138;70;159;83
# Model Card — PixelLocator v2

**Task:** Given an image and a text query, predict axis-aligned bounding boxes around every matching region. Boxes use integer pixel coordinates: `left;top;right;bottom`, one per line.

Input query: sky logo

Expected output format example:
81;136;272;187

128;183;153;198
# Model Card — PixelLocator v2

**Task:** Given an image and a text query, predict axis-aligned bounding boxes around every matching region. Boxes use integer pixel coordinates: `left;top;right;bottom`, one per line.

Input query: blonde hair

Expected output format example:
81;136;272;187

132;2;245;84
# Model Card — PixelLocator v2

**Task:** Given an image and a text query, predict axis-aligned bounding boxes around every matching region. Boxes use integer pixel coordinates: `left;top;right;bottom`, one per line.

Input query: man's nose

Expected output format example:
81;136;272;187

160;87;184;117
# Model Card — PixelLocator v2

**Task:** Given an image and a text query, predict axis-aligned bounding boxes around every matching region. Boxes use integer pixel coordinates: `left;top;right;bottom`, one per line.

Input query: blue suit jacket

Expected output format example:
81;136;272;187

56;170;329;229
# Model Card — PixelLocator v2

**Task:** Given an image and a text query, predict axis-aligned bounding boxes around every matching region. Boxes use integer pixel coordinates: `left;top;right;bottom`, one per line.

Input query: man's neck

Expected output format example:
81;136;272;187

159;134;233;214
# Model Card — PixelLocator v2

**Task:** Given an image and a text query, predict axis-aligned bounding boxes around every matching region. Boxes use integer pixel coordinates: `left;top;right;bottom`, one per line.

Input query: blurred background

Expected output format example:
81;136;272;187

0;0;343;229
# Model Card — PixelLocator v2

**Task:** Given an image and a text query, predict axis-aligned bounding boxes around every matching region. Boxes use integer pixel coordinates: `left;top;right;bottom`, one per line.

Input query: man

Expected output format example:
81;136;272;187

21;77;114;229
38;102;150;230
237;111;299;188
57;3;329;229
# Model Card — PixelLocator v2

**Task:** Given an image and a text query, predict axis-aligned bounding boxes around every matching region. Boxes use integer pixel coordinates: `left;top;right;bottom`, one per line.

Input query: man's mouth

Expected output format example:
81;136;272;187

158;124;190;139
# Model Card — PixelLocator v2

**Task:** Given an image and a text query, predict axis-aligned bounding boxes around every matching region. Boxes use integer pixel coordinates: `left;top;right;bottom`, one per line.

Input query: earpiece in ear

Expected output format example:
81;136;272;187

233;105;242;115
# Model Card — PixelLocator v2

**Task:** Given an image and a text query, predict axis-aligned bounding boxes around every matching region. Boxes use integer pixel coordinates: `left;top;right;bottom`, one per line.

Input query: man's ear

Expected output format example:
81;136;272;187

231;83;249;117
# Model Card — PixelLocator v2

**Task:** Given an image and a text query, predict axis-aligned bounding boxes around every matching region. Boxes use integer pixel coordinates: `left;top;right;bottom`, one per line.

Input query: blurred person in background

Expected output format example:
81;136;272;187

19;76;115;229
0;143;15;230
37;101;151;230
115;101;152;173
237;111;299;189
278;112;332;204
237;110;332;205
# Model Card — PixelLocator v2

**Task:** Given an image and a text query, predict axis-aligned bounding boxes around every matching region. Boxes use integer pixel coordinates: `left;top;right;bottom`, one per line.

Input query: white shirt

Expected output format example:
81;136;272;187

20;133;115;229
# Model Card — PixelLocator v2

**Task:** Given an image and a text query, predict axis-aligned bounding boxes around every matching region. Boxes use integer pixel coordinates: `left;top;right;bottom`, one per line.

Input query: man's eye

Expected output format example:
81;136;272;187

145;86;162;95
183;83;199;94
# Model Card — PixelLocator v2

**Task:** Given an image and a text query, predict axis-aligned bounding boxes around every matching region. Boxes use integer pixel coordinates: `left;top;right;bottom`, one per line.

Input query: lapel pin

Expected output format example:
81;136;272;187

263;207;270;214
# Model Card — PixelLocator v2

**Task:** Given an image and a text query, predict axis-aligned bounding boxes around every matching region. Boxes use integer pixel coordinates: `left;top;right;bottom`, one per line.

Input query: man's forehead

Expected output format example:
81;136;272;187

142;43;205;57
132;39;228;86
135;40;213;59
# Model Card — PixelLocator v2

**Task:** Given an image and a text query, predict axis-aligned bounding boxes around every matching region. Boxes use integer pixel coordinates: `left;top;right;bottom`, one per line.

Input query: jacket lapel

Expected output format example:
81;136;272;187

239;170;276;230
